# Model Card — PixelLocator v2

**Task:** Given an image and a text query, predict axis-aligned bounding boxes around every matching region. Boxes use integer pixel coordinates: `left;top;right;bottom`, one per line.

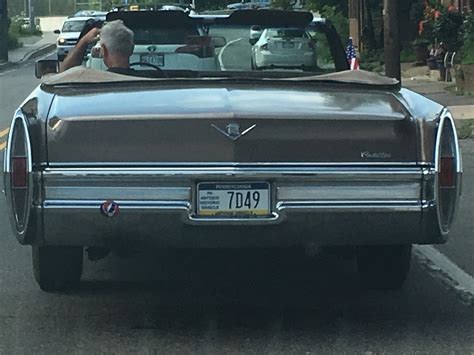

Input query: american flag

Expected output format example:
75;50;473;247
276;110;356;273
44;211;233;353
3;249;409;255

346;37;359;70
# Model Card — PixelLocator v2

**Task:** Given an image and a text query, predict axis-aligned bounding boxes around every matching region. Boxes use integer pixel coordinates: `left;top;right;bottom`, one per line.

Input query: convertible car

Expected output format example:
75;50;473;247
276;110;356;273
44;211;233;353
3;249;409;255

3;10;462;292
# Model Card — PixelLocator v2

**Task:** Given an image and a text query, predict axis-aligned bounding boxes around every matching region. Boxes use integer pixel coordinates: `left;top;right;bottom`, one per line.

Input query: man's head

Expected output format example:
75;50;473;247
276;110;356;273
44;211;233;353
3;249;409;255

100;20;134;68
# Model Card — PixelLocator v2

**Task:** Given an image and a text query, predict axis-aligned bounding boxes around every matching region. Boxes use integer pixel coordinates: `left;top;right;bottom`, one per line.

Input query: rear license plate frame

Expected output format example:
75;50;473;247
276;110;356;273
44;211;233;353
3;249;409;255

196;182;271;218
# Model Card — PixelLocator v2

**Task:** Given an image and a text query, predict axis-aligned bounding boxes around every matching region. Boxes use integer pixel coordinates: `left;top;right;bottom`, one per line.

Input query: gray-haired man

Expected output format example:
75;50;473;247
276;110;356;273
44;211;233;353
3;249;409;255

61;20;138;76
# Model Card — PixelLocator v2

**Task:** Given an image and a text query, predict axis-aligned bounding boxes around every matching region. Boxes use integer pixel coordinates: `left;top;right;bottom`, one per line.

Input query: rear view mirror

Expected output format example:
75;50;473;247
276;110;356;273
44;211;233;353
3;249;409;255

35;59;59;78
211;36;227;48
249;38;258;46
53;29;60;34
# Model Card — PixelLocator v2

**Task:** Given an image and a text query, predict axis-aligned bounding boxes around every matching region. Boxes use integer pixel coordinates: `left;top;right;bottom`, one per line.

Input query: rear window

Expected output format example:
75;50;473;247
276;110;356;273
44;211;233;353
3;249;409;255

134;27;200;45
266;28;308;38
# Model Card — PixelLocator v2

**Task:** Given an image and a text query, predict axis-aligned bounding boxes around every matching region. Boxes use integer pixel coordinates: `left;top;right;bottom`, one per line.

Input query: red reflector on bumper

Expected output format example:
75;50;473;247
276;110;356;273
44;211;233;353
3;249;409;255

440;156;455;188
12;157;27;188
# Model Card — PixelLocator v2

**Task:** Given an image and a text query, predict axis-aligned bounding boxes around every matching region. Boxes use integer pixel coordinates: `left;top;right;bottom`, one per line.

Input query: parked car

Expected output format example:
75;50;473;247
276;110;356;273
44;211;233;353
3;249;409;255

4;10;462;293
54;16;94;61
251;27;317;70
87;11;222;71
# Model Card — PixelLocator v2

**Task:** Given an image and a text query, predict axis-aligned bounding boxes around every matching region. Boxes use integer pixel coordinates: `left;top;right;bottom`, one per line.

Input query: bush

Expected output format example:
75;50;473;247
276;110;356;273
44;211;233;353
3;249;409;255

400;46;416;63
460;12;474;65
271;0;293;10
9;15;42;37
318;5;348;43
359;48;383;71
433;8;464;51
7;32;22;50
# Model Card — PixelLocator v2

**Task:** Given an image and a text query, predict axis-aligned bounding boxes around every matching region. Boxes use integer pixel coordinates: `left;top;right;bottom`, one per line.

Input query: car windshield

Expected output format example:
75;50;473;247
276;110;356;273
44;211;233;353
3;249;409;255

62;19;88;32
84;10;348;78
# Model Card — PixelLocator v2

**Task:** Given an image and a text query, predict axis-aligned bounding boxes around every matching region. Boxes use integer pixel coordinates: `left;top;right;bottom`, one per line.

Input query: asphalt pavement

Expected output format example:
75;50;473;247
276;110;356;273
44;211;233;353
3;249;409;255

0;35;474;354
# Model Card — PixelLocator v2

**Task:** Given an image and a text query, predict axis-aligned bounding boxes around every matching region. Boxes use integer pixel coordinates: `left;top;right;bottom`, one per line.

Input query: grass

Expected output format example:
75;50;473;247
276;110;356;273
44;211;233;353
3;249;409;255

456;119;474;139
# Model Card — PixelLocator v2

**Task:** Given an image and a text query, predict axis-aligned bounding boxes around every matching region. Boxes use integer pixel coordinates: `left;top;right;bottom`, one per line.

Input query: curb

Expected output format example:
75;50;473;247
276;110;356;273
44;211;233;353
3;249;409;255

0;43;56;73
22;43;56;61
0;61;13;71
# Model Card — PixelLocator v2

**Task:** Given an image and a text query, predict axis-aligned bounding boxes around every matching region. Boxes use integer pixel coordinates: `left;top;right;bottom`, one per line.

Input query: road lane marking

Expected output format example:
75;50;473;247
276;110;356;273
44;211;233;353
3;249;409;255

218;37;242;71
0;69;15;77
0;141;6;150
0;127;9;138
414;245;474;304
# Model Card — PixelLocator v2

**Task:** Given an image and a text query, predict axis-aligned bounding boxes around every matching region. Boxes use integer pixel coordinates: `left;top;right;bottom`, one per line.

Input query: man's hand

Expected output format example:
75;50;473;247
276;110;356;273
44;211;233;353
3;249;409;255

79;27;100;46
60;27;101;72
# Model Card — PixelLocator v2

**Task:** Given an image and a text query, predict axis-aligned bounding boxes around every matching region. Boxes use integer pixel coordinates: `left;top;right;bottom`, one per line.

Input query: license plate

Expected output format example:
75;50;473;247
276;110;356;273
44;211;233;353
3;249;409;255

140;53;164;66
197;182;270;217
282;42;295;49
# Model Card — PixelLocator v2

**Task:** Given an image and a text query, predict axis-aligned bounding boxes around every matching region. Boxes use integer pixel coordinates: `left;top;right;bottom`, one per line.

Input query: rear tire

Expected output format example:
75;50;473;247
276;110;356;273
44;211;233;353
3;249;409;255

356;244;412;290
32;246;83;292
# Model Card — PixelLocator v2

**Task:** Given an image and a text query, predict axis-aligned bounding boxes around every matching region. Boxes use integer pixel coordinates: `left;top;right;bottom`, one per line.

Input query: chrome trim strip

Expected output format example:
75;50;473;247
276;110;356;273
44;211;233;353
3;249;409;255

277;200;423;213
43;167;427;180
43;199;422;212
46;162;424;168
43;200;191;210
44;186;191;200
277;183;420;201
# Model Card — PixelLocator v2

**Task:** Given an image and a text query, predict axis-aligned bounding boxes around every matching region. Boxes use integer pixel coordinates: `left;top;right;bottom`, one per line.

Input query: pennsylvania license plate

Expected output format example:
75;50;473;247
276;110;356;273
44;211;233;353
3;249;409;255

197;182;270;217
140;53;164;66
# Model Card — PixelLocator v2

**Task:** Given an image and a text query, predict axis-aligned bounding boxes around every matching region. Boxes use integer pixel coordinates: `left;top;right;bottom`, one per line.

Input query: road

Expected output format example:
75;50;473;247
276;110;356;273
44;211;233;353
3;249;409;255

0;57;474;354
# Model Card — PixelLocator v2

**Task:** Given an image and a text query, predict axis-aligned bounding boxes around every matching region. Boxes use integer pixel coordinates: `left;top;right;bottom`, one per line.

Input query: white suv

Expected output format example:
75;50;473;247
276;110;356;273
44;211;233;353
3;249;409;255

54;17;93;61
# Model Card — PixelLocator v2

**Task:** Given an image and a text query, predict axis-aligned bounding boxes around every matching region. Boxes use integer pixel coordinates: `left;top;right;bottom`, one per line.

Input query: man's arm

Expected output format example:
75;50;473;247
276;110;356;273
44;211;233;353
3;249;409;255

60;28;100;72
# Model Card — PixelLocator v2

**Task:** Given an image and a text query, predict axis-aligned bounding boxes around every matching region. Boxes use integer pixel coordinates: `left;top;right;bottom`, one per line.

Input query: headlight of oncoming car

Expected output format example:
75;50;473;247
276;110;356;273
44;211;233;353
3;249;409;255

58;37;66;45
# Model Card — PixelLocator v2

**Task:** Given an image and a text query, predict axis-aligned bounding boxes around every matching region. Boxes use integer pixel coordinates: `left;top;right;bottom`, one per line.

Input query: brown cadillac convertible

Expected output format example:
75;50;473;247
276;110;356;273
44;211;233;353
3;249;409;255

3;10;462;291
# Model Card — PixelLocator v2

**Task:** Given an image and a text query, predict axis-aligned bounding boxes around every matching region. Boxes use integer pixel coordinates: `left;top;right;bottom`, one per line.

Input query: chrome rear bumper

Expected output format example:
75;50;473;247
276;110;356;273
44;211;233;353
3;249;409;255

36;165;443;247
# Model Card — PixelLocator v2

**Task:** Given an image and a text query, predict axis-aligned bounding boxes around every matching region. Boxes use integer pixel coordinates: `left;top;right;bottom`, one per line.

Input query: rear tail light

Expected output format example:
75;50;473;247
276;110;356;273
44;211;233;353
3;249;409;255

260;43;268;50
435;112;462;235
4;115;33;237
12;157;27;188
175;36;214;58
440;156;455;188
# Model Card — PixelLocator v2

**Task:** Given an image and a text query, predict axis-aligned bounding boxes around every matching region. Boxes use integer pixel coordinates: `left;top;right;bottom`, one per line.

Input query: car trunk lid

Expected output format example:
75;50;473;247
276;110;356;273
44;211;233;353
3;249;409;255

46;85;417;165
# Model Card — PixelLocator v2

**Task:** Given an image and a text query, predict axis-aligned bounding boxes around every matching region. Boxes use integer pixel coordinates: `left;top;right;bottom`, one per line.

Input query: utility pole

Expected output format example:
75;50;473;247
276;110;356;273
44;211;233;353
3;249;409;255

28;0;35;32
383;0;400;81
0;0;8;62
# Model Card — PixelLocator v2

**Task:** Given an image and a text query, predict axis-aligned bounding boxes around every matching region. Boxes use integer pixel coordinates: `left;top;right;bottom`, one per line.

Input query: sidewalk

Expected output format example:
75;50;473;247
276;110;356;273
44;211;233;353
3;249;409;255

401;65;474;121
0;32;56;70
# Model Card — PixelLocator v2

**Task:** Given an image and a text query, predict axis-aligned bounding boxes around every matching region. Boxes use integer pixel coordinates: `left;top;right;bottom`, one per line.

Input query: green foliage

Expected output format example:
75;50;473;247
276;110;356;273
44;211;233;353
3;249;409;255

271;0;293;10
461;12;474;65
433;8;464;51
305;0;347;16
359;48;383;71
9;15;42;37
400;46;416;63
409;0;425;24
7;32;22;50
316;5;348;44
